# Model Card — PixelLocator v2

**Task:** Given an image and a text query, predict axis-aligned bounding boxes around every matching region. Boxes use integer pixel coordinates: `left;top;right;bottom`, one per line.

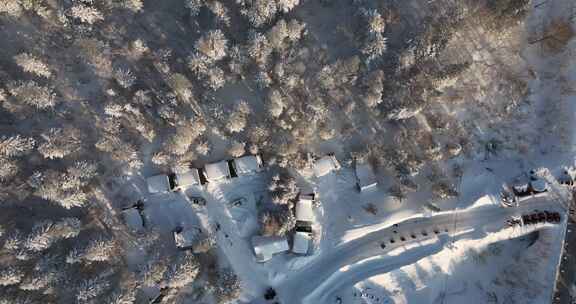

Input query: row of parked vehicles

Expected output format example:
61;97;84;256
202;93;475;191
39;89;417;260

507;211;562;227
146;154;264;194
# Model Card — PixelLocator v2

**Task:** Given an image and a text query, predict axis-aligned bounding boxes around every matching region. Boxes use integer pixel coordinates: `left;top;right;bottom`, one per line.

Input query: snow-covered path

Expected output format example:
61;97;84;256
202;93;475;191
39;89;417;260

275;196;565;303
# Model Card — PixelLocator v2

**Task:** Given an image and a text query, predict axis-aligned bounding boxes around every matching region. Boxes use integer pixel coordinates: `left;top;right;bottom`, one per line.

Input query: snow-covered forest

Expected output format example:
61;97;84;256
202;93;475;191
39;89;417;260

0;0;574;303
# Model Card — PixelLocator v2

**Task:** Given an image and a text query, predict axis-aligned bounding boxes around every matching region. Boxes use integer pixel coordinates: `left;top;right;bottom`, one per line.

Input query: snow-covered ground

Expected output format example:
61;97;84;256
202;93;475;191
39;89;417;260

114;1;576;302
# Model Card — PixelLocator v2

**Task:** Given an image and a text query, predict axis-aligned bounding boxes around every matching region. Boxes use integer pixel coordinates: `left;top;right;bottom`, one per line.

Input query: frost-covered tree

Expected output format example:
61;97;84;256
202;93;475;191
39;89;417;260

185;0;203;16
267;90;284;117
247;31;272;67
258;207;295;236
431;181;458;199
19;271;57;291
8;81;57;109
195;30;228;62
213;268;242;304
277;0;299;13
33;162;97;209
0;158;18;180
76;278;110;302
120;0;144;12
14;53;51;78
0;135;35;158
228;141;246;158
106;288;136;304
24;217;81;252
114;68;136;89
0;267;24;286
207;1;231;26
83;237;117;262
267;19;306;51
194;140;210;156
25;220;55;252
227;101;250;133
361;8;386;34
268;171;299;206
164;252;200;288
0;1;23;17
3;230;23;252
240;0;277;27
361;33;387;62
66;248;84;264
168;119;206;155
54;217;82;239
70;4;104;25
38;127;82;159
188;53;227;90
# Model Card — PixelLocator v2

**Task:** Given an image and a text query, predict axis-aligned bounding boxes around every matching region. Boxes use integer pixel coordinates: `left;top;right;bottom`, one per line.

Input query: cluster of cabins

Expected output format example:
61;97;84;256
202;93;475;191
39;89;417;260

146;154;264;194
251;193;316;262
130;153;381;262
313;154;379;193
250;154;380;263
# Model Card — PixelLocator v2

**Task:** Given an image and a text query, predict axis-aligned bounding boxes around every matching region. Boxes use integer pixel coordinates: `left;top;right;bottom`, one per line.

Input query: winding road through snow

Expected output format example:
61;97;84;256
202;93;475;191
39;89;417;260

274;197;565;304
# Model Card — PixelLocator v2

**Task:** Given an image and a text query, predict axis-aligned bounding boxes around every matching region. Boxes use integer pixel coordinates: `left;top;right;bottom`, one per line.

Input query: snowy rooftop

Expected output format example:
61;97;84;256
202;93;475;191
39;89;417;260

204;161;231;182
530;179;547;192
175;169;201;188
314;155;341;178
122;209;144;232
292;231;311;255
355;163;378;192
147;174;171;193
296;196;314;223
252;236;289;262
234;155;263;176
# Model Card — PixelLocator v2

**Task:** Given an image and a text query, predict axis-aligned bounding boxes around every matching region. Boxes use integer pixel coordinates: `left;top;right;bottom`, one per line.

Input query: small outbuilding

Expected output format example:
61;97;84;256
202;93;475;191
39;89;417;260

292;232;311;255
233;155;264;176
296;194;314;224
175;169;202;189
147;174;172;194
354;163;378;192
530;178;548;193
252;236;289;263
204;161;231;182
314;154;341;178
